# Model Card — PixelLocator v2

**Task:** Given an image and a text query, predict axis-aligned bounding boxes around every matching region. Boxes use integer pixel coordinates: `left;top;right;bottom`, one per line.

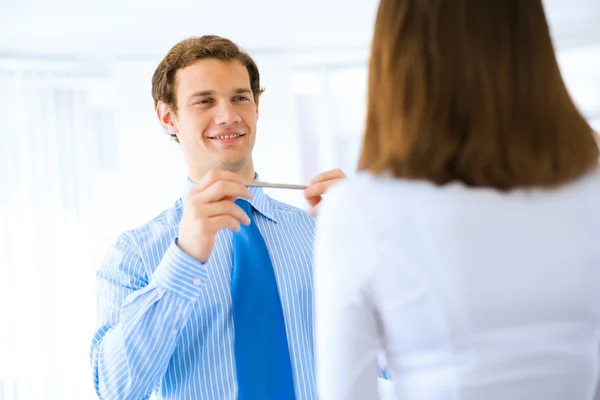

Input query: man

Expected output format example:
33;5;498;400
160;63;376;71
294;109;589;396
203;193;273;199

90;35;344;400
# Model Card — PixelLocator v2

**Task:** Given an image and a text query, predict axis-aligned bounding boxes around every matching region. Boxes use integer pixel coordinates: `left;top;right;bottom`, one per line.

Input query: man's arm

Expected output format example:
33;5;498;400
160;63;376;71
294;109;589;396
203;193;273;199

90;171;253;399
90;233;208;400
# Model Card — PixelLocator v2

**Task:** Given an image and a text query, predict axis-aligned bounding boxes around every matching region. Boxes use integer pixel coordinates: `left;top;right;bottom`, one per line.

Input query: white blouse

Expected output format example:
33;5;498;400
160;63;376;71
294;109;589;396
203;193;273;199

314;168;600;400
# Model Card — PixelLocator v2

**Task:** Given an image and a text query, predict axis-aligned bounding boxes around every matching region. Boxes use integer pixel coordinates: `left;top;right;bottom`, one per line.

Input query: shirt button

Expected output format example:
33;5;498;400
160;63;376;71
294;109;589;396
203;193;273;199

192;278;202;286
171;329;178;336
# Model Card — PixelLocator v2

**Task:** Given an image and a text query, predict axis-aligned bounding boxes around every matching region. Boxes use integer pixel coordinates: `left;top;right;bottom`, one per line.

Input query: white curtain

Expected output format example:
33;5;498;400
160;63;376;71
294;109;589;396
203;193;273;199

0;66;113;400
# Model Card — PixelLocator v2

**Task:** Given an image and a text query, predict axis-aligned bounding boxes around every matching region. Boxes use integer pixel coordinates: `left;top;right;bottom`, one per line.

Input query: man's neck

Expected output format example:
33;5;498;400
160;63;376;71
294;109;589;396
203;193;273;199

189;164;256;183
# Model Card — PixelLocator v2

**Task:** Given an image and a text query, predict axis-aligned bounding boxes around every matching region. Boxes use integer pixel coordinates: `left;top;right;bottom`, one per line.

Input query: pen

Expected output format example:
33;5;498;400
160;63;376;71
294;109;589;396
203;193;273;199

244;181;307;190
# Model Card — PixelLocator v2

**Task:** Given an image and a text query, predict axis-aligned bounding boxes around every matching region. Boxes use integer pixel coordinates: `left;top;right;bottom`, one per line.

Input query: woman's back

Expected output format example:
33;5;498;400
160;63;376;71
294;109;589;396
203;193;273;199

314;168;600;399
315;0;600;398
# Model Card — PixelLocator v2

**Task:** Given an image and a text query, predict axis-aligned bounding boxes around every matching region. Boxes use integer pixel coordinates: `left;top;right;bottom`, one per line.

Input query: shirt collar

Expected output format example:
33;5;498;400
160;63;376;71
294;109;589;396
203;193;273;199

180;173;278;223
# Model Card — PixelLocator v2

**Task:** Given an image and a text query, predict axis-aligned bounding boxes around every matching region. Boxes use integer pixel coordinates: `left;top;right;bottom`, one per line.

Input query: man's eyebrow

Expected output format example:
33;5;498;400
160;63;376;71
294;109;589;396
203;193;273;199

187;88;251;99
187;90;214;99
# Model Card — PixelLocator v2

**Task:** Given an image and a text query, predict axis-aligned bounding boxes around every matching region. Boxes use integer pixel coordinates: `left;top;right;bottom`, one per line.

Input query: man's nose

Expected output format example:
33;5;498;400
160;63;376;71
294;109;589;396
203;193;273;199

214;103;241;125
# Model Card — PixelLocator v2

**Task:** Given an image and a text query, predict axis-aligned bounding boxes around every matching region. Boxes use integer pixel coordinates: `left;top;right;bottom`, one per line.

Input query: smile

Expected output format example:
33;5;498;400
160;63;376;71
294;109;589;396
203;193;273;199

211;133;245;140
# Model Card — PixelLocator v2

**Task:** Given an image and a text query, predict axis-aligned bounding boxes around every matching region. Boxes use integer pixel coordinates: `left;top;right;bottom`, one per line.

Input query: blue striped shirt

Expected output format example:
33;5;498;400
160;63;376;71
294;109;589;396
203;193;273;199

90;179;317;399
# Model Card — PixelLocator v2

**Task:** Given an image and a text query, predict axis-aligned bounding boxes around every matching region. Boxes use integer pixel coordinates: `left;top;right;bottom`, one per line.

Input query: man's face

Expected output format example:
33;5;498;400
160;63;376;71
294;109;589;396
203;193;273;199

161;58;259;179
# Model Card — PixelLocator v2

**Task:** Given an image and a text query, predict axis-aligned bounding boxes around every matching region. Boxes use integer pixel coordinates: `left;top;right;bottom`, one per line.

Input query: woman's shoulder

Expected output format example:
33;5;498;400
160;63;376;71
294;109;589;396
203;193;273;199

325;170;435;211
327;170;412;198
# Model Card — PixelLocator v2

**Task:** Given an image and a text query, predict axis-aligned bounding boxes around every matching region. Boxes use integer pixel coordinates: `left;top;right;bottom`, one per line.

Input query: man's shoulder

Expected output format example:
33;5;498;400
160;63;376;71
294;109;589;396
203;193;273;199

118;200;182;253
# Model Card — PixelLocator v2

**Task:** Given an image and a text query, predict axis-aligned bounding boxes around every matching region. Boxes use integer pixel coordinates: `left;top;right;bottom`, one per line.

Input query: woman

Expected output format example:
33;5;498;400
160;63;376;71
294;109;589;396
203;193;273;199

313;0;600;399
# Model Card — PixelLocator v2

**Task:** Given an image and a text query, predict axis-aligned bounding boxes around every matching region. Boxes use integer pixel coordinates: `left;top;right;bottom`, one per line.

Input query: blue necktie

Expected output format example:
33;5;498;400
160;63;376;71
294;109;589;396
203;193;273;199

231;198;296;400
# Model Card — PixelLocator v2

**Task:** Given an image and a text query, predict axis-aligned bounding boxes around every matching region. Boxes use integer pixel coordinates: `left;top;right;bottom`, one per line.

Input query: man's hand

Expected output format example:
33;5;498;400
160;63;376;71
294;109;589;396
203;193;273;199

177;170;253;263
304;168;346;217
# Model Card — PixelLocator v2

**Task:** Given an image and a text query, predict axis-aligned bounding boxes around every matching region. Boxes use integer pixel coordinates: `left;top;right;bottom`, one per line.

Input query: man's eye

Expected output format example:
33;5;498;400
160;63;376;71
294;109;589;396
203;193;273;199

234;96;250;101
195;99;212;105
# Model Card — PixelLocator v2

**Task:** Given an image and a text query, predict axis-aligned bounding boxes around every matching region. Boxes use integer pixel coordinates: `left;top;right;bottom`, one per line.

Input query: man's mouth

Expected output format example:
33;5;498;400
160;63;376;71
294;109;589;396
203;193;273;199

210;133;245;140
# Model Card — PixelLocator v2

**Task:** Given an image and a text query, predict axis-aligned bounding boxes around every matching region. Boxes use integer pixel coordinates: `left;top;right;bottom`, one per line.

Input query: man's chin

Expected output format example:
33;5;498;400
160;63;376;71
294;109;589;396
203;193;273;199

214;158;249;173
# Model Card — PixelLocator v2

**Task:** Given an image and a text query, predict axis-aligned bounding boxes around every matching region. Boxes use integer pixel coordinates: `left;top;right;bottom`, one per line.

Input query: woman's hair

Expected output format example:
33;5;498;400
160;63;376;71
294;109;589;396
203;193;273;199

359;0;599;190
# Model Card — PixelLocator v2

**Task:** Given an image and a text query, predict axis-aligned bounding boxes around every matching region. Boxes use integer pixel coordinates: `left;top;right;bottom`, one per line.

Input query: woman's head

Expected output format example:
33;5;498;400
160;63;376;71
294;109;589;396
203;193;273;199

359;0;598;190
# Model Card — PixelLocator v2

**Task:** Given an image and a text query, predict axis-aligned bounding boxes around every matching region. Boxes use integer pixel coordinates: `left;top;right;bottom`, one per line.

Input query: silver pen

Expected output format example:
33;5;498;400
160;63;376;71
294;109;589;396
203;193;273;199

244;181;307;190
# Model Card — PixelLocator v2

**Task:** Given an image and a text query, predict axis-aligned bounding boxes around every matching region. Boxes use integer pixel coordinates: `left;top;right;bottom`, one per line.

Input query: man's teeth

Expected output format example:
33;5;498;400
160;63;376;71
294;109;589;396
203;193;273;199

213;134;242;139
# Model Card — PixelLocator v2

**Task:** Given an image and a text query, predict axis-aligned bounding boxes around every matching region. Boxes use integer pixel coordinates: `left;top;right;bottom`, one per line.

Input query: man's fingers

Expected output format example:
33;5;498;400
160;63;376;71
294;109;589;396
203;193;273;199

304;180;335;199
304;168;345;217
207;215;242;233
196;181;253;204
193;200;251;226
309;168;345;184
193;170;246;193
305;195;322;208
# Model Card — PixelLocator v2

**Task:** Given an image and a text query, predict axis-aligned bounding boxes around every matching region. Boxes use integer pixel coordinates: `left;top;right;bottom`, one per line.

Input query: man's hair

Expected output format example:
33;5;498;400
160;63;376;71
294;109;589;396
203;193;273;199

359;0;599;190
151;35;265;141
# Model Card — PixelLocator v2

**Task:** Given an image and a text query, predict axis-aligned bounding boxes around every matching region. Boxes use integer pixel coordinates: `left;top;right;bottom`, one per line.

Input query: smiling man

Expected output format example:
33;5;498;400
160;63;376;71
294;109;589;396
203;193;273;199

90;35;344;400
164;57;258;184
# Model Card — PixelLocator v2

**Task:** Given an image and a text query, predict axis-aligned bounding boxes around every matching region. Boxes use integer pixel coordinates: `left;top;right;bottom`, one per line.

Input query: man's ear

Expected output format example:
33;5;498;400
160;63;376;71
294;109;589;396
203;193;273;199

156;101;179;137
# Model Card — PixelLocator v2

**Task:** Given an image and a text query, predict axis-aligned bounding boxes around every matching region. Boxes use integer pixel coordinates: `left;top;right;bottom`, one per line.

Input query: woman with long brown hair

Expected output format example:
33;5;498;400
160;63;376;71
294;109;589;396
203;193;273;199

313;1;600;399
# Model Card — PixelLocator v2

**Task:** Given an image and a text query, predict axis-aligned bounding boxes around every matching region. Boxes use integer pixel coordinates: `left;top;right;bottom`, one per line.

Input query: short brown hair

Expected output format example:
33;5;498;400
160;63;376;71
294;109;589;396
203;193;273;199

359;0;599;190
151;35;265;141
